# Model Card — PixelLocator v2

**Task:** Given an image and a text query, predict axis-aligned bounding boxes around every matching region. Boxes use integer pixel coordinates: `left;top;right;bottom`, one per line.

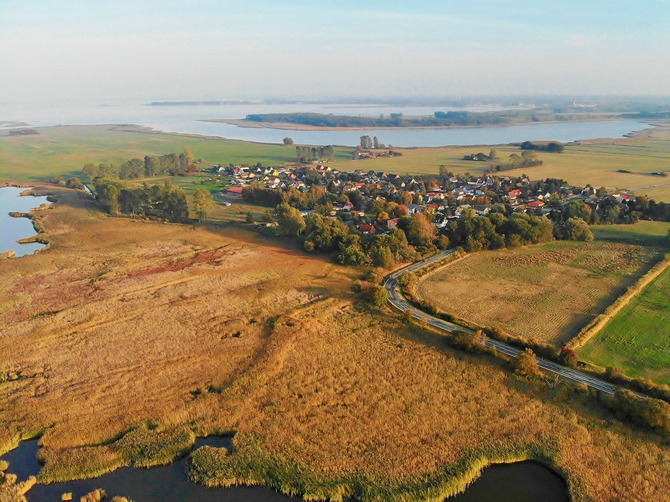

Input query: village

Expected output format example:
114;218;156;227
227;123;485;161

215;159;639;237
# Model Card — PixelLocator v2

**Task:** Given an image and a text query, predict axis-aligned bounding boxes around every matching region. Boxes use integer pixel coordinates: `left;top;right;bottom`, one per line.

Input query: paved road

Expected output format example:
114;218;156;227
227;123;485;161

384;251;618;395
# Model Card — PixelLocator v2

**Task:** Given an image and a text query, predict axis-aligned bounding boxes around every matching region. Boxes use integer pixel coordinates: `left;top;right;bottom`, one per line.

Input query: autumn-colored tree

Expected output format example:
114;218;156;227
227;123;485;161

514;348;539;377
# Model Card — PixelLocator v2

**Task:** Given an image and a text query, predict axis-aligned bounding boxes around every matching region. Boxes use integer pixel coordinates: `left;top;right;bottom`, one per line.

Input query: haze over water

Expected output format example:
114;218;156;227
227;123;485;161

0;100;650;148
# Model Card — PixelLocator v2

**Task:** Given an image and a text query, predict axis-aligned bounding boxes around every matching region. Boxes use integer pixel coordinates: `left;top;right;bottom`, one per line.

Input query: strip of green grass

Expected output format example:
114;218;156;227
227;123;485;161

579;265;670;385
591;221;670;247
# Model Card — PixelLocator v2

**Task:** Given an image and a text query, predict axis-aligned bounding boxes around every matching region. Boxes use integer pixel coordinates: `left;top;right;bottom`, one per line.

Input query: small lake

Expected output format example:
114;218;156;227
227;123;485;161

0;186;50;257
1;439;569;502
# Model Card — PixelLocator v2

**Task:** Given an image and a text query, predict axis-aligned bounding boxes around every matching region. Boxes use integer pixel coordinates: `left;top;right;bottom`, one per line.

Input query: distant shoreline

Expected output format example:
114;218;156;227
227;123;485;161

202;116;643;132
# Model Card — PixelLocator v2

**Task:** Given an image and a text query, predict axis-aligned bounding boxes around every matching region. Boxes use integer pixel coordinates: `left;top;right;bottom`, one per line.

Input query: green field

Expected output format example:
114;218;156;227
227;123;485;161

0;125;352;182
4;123;670;201
579;264;670;385
591;220;670;247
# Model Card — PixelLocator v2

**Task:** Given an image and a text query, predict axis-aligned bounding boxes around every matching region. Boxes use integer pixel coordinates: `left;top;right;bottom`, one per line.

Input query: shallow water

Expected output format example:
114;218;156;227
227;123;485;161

1;439;569;502
0;186;50;257
452;461;569;502
1;99;651;147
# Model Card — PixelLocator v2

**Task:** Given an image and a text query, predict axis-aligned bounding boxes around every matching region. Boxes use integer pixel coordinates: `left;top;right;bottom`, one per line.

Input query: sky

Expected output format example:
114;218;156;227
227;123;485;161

2;0;670;102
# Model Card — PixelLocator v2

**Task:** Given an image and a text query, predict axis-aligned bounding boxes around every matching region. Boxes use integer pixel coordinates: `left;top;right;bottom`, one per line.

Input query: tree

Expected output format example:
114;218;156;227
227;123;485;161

489;148;498;160
406;213;437;247
360;135;373;150
161;183;189;222
144;156;160;177
246;212;255;224
559;346;578;368
66;177;84;190
192;188;214;222
366;285;388;308
82;163;99;181
373;136;380;149
514;348;539;377
283;137;294;145
556;217;593;241
95;179;121;214
275;202;305;237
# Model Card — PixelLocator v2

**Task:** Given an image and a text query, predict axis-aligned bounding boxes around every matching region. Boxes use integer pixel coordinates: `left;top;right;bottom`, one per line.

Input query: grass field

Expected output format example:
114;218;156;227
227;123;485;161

3;123;670;202
591;220;670;247
1;187;670;501
329;123;670;201
579;264;670;385
0;125;352;183
416;239;663;346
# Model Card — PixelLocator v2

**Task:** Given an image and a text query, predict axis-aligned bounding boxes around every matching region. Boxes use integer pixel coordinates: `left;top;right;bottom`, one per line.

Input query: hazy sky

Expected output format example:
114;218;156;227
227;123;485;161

2;0;669;102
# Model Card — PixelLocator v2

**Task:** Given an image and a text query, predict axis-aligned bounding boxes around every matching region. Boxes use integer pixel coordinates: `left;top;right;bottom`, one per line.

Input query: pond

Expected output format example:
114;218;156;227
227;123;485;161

0;186;51;257
451;461;569;502
1;439;569;502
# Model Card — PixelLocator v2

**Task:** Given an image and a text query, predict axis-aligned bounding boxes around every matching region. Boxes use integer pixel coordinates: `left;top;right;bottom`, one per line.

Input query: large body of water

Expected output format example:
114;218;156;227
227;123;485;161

1;100;651;147
1;439;568;502
0;186;50;257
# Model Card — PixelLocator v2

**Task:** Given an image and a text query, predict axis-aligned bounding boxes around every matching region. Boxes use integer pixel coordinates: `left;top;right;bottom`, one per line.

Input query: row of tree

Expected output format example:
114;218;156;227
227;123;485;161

295;145;334;163
489;151;543;172
444;211;562;251
359;136;386;149
520;141;565;153
82;150;197;181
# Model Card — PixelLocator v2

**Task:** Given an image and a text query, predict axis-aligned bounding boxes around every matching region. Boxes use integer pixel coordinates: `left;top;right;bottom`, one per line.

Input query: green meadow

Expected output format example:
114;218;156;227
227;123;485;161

0;125;350;182
579;265;670;385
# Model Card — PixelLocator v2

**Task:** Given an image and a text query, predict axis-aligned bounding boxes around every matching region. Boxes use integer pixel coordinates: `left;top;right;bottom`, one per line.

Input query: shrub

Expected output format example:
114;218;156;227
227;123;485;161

514;349;539;377
366;286;388;308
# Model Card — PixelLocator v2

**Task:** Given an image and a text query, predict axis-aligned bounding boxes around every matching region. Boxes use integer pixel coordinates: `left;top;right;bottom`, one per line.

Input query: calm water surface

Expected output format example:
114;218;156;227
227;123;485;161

0;186;50;257
1;100;651;147
1;439;569;502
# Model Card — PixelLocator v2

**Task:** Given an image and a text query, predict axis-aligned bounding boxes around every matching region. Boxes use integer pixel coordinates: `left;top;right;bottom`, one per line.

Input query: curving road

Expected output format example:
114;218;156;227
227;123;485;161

384;250;618;395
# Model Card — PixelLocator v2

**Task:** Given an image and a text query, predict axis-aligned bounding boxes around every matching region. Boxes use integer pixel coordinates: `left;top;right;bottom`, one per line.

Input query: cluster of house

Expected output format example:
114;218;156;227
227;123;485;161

215;163;635;235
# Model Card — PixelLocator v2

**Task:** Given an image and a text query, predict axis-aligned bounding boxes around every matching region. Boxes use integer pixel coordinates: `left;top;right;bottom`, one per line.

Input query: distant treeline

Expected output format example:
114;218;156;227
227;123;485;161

243;111;626;128
520;141;565;153
82;150;198;181
9;129;38;136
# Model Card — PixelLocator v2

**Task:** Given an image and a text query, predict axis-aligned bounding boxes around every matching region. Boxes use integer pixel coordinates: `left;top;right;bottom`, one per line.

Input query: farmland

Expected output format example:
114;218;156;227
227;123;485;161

415;239;663;346
3;122;670;203
328;123;670;201
579;264;670;385
1;187;670;501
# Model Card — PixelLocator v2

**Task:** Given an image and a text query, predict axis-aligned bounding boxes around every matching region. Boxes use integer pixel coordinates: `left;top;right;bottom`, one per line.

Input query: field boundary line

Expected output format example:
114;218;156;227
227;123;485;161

567;254;670;350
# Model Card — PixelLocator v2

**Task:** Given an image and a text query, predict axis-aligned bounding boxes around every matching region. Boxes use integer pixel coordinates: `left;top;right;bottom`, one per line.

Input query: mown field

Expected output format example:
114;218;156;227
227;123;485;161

579;264;670;385
416;238;663;346
1;187;670;501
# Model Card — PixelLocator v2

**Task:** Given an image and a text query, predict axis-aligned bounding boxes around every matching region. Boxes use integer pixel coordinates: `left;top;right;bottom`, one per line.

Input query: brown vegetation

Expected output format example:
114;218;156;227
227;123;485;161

1;187;670;501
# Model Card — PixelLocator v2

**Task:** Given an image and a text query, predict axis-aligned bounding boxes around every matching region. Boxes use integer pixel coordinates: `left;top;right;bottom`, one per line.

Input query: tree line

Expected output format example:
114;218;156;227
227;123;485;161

520;141;565;153
82;149;197;181
295;145;334;163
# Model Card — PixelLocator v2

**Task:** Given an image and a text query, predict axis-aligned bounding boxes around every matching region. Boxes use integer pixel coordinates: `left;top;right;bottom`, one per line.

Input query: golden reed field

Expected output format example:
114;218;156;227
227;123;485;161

1;187;670;501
